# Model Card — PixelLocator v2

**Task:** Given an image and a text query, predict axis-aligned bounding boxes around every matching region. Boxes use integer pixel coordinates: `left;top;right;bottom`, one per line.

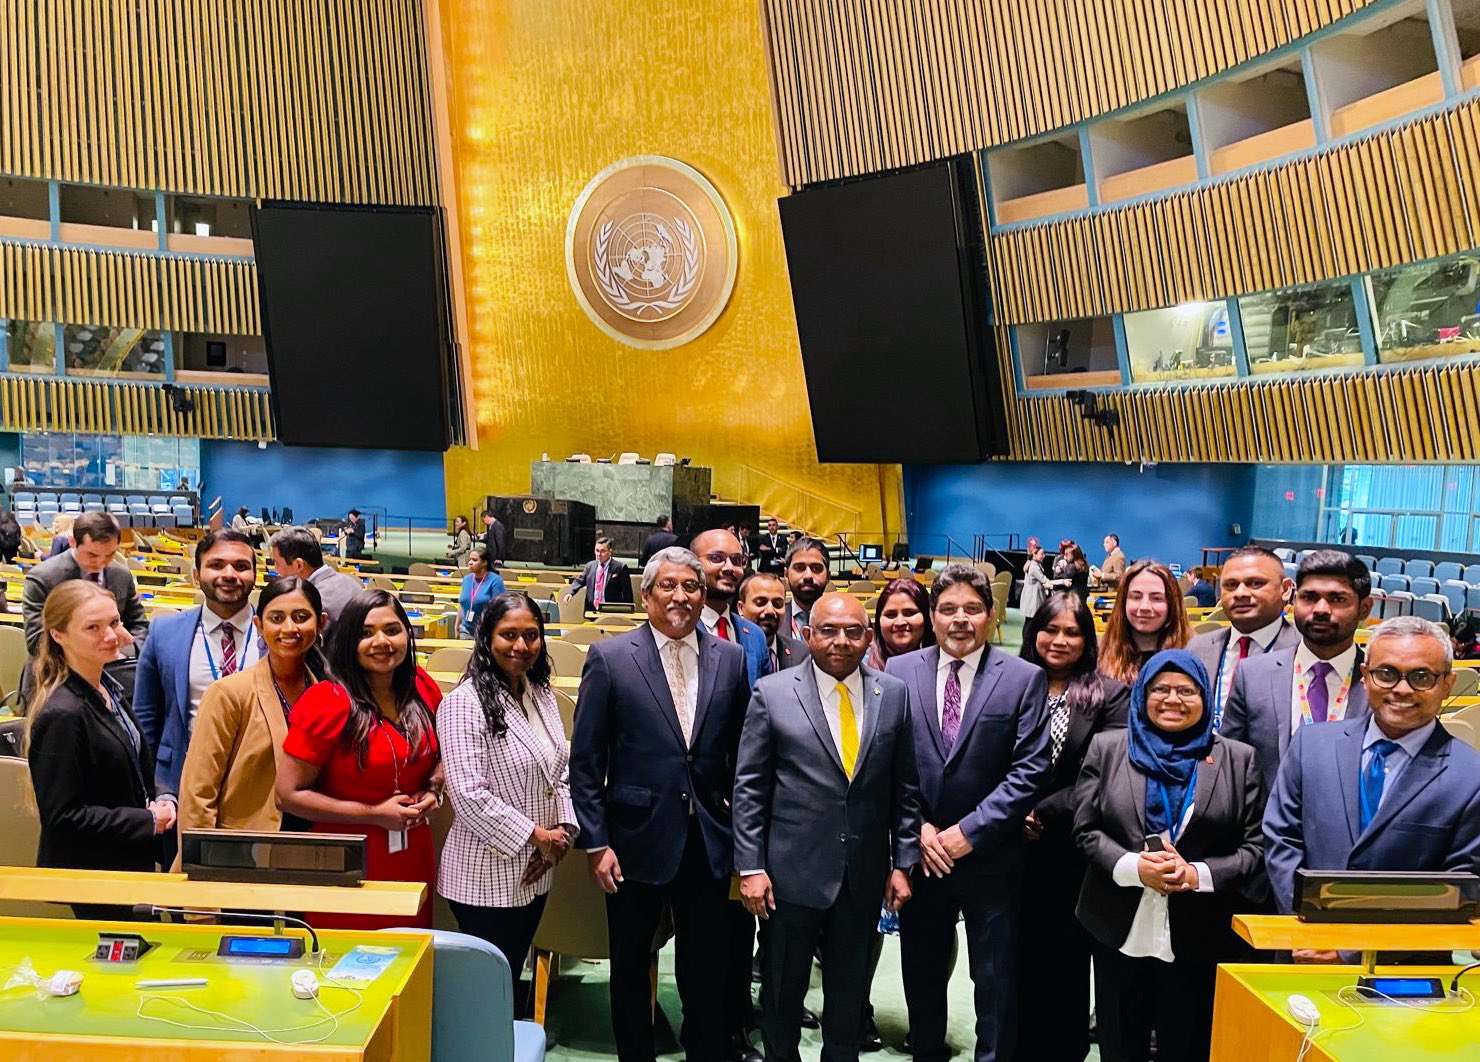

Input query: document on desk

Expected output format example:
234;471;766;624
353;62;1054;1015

327;945;401;984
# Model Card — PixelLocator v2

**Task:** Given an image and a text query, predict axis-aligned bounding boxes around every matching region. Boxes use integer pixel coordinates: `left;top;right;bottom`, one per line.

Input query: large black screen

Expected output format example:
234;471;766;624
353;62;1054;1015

252;203;452;451
778;158;1006;462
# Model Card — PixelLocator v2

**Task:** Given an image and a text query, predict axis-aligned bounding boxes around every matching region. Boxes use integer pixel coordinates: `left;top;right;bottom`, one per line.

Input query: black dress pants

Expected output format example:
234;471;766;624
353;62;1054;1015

605;818;730;1062
899;868;1021;1062
726;898;758;1032
1089;940;1217;1062
761;875;877;1062
1010;836;1092;1062
448;895;549;1016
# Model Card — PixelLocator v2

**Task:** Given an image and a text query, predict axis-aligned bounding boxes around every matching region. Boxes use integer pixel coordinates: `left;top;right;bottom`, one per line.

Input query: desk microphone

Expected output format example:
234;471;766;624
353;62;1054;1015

131;904;321;956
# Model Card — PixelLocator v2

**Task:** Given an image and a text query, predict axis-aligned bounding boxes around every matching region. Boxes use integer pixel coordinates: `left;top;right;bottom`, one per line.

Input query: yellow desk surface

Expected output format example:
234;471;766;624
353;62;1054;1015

0;868;426;918
1211;964;1476;1062
0;916;431;1061
1233;914;1480;953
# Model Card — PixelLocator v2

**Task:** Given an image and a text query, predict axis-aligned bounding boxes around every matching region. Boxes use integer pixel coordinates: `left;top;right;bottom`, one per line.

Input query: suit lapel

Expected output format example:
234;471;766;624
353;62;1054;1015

1273;654;1296;758
501;686;560;783
1335;718;1365;845
1059;697;1095;783
1180;741;1223;841
948;648;1003;765
631;631;687;748
914;648;946;761
796;665;846;778
850;666;885;781
175;607;203;712
251;661;291;765
691;629;720;744
1356;727;1449;845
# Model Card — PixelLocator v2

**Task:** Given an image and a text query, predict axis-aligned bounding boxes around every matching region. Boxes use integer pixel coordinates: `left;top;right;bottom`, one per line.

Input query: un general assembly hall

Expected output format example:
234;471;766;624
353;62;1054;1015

2;3;1480;1062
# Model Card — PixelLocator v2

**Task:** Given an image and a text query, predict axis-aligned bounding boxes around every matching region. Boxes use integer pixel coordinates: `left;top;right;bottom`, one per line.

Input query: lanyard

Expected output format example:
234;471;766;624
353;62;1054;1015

270;673;310;722
379;717;407;795
469;573;490;605
197;611;257;682
1295;663;1352;727
1154;763;1198;842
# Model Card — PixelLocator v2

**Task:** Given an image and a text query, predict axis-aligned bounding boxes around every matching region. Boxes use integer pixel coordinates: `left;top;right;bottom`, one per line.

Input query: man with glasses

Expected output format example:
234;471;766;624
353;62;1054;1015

694;528;772;689
570;546;753;1062
884;564;1050;1062
1222;550;1374;791
734;592;921;1062
1264;616;1480;944
783;536;831;640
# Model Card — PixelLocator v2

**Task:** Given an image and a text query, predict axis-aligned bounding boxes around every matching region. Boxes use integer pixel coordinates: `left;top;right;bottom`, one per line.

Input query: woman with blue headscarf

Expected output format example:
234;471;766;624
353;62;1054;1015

1071;649;1265;1062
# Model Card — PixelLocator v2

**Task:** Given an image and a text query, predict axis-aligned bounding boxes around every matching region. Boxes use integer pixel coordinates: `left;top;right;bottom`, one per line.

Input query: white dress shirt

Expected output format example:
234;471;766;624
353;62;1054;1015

1216;616;1286;709
812;663;865;763
650;625;700;721
935;645;986;728
188;605;258;726
700;605;739;642
1289;642;1359;733
1110;802;1214;962
521;688;559;765
1361;717;1437;812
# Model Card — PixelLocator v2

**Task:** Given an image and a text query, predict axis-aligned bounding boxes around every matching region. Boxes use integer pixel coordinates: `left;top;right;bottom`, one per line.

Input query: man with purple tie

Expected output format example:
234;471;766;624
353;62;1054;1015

884;565;1051;1062
563;537;633;613
1221;550;1374;792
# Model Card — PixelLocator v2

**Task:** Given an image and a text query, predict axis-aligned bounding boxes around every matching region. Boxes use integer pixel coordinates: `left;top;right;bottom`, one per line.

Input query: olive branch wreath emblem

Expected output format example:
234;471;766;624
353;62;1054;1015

593;216;701;317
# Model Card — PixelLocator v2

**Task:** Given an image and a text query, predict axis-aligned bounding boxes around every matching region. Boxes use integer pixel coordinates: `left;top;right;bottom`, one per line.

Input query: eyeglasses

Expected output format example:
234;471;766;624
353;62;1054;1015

1366;665;1450;691
654;578;703;594
701;552;747;568
812;624;868;642
936;603;988;618
1146;685;1202;702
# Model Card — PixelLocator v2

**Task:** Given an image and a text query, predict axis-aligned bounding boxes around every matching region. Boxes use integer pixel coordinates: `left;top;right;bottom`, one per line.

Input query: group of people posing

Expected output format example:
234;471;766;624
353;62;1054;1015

18;523;1480;1062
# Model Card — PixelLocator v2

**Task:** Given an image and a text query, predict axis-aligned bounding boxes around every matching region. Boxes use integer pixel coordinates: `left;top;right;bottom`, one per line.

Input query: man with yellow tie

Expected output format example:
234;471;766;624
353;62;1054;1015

733;592;922;1062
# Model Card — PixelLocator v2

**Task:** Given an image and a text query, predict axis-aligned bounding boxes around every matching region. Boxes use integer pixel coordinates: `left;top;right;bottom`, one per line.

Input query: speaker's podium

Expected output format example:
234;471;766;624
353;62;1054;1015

1211;915;1480;1061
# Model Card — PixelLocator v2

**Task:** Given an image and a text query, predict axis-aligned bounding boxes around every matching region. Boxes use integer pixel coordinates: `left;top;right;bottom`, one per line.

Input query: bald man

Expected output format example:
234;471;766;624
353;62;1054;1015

734;592;922;1062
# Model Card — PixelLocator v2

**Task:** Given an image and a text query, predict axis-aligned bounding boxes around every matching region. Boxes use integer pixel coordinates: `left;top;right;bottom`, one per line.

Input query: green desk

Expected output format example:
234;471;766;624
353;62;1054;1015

0;916;431;1061
1212;964;1478;1061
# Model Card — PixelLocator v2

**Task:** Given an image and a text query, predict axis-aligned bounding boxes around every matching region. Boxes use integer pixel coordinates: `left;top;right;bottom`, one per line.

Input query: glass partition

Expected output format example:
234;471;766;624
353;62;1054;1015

1123;300;1237;384
62;323;166;376
1368;253;1480;365
1238;280;1362;374
3;319;56;373
19;433;198;490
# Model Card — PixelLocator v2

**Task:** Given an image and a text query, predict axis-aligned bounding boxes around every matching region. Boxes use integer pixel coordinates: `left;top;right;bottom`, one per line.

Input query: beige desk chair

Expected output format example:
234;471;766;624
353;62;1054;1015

1194;620;1225;635
0;758;63;918
402;577;433;595
427;646;473;674
556;586;587;625
370;574;398;592
551;688;577;738
1441;716;1478;752
0;626;26;702
560;626;605;646
975;560;997;579
1451;669;1480;698
545;639;588;678
409;562;439;577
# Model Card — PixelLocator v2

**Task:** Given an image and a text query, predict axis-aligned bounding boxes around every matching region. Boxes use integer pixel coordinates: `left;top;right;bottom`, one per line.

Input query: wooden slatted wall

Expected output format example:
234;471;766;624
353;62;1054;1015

762;0;1376;188
990;99;1480;323
0;374;273;440
0;0;437;204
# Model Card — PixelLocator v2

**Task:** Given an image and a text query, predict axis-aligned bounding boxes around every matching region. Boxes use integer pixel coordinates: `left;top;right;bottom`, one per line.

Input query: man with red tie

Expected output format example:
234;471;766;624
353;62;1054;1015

563;537;633;613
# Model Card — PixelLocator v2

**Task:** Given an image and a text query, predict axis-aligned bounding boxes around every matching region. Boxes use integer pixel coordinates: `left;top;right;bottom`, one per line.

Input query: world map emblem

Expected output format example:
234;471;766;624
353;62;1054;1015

567;156;738;349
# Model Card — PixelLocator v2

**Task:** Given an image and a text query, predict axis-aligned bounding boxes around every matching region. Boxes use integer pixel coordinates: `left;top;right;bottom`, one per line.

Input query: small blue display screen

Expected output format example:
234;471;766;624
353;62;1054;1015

1364;977;1442;998
224;937;297;956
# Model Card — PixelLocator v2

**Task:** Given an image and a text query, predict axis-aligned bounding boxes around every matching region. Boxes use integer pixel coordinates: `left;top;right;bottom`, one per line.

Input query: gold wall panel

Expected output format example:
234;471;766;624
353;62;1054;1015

763;0;1376;187
436;0;898;538
0;240;258;334
0;0;436;203
0;374;272;440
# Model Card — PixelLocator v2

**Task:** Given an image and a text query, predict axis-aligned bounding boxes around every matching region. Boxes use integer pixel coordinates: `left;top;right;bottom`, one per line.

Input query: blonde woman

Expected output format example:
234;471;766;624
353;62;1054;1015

26;581;174;918
46;512;74;558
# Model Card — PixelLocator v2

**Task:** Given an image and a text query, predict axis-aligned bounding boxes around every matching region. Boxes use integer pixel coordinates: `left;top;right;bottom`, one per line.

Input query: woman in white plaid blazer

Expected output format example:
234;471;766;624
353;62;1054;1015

436;592;578;1012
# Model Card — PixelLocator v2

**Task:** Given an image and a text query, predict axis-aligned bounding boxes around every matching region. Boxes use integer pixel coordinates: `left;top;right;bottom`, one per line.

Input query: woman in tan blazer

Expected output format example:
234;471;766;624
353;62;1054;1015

176;576;328;850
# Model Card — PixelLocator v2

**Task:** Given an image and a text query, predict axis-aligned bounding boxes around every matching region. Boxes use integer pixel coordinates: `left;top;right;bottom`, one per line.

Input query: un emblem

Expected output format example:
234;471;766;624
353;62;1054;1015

566;156;737;349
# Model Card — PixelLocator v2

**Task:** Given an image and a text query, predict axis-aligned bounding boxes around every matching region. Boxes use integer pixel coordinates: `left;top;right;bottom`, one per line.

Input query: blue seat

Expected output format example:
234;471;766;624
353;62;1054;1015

1435;561;1464;584
58;492;80;504
1283;562;1298;581
172;504;194;527
1467;586;1480;614
1410;577;1440;598
1374;557;1404;576
1413;595;1447;623
1465;564;1480;586
1272;547;1295;562
11;491;35;505
1404;559;1434;579
81;493;102;504
1382;590;1414;618
1379;574;1410;594
377;928;545;1062
1296;550;1315;563
1442;580;1469;614
1355;554;1378;572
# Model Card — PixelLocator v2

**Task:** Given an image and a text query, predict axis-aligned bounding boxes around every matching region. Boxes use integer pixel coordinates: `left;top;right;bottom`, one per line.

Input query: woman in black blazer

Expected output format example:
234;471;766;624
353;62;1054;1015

1073;649;1264;1062
26;581;173;918
1011;591;1130;1062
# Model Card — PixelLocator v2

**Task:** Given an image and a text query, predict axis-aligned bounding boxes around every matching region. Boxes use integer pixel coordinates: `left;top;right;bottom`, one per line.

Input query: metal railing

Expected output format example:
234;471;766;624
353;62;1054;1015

726;465;864;539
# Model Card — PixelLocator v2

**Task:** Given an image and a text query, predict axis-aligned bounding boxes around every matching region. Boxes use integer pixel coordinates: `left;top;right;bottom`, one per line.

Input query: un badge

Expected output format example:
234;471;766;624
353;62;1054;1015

566;156;737;349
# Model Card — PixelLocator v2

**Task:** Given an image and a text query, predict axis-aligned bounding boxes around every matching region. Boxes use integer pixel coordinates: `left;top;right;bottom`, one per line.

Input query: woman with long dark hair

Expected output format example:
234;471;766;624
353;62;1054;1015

1011;592;1130;1062
864;576;937;668
437;591;575;1013
449;515;473;568
1099;561;1192;685
277;589;443;929
177;576;328;849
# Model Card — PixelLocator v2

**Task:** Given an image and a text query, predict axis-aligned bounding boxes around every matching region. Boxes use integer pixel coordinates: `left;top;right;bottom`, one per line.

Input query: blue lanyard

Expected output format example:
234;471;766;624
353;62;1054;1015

197;610;257;681
1155;763;1198;842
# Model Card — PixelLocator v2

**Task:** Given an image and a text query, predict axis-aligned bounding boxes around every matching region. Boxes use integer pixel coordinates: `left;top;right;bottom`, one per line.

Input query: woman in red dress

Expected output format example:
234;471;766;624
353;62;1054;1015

277;589;443;929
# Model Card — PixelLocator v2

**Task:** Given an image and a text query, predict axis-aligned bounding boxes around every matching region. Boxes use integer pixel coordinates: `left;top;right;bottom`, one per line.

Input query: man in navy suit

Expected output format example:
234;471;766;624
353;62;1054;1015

571;546;753;1062
885;564;1050;1062
1264;616;1480;961
562;536;634;612
1221;550;1374;791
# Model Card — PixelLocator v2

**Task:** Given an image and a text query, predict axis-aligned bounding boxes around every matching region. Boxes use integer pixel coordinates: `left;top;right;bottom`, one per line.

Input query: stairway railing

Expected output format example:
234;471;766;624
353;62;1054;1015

723;465;864;539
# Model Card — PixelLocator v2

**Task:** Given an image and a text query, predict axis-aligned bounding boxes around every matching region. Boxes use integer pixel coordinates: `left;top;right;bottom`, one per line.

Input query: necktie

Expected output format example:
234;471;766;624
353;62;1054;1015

836;681;859;778
1307;661;1333;723
941;659;964;752
220;626;238;676
1236;635;1252;664
1359;739;1401;832
90;570;105;586
1049;696;1070;765
594;564;606;607
664;641;692;745
770;646;778;672
715;615;730;641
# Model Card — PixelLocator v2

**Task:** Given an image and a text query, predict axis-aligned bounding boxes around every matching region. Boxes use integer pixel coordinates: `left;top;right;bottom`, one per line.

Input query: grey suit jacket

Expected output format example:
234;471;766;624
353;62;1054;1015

23;551;148;654
308;564;363;623
774;632;807;671
733;663;922;909
1219;643;1368;791
1188;618;1302;699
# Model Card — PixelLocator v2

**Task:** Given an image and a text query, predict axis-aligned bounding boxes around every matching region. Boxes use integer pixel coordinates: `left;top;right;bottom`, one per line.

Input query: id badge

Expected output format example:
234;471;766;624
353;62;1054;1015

388;829;408;854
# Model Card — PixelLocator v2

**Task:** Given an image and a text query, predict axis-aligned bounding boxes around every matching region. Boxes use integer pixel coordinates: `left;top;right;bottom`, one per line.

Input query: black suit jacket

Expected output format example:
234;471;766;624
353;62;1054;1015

1073;730;1265;964
28;672;159;872
23;552;148;654
343;515;366;553
638;530;680;568
1034;677;1131;833
773;632;807;671
570;625;752;884
569;559;634;607
482;519;508;566
753;532;787;574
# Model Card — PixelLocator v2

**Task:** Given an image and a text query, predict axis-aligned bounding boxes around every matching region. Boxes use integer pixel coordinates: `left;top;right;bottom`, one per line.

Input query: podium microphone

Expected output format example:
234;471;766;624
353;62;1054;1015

132;904;321;956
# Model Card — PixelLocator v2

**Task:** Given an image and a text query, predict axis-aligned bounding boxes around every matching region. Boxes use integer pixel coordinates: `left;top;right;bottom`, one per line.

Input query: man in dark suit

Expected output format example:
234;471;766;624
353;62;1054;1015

638;514;680;568
340;508;367;558
735;592;921;1062
738;572;807;672
481;509;508;568
1189;545;1299;726
563;537;633;612
1221;550;1373;791
782;536;830;641
1264;616;1480;958
885;564;1050;1062
753;518;787;576
571;546;753;1062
